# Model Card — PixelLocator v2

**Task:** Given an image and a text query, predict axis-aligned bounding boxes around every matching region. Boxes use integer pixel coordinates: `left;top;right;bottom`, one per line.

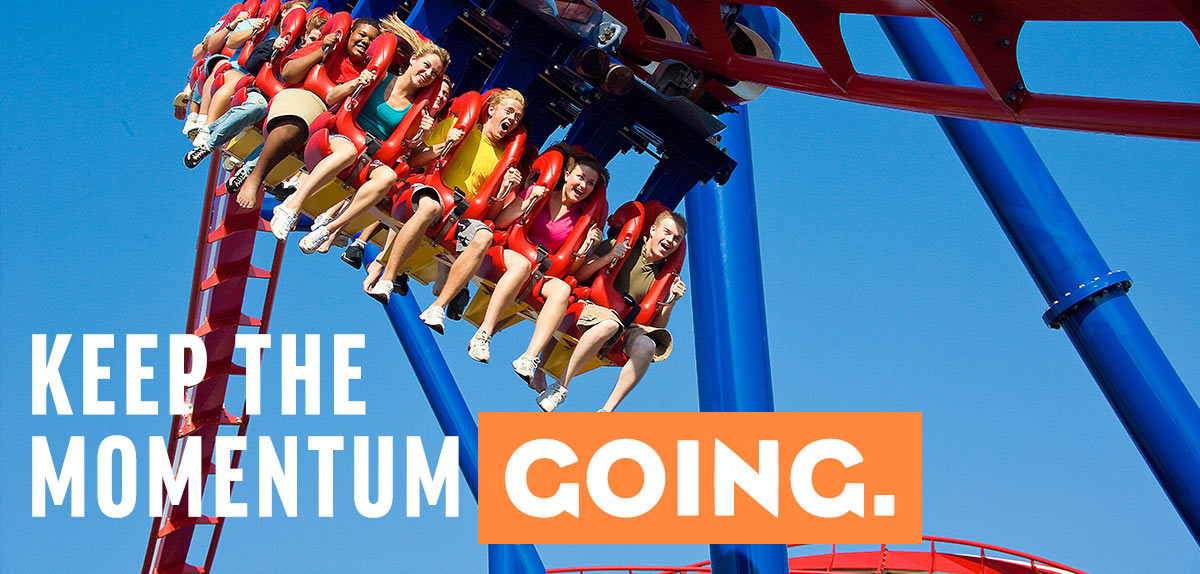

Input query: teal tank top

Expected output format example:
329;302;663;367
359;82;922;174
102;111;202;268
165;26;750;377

358;73;412;140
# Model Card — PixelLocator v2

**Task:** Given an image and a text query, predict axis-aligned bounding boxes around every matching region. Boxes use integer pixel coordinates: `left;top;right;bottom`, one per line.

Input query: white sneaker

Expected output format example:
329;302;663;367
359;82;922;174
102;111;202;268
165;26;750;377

467;329;491;363
298;227;330;254
420;306;446;335
312;212;333;229
221;155;243;173
537;383;568;412
367;280;393;304
184;114;207;139
182;113;200;136
512;355;540;382
270;205;299;241
192;126;211;148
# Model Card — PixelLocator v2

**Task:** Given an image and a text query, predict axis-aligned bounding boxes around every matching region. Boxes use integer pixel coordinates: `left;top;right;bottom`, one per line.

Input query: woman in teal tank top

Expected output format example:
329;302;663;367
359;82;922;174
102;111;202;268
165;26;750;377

286;31;451;254
356;72;413;140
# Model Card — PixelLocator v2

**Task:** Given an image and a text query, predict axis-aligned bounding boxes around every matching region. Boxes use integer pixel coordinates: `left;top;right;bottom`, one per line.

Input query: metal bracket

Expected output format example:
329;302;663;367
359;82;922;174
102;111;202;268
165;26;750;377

1042;270;1132;329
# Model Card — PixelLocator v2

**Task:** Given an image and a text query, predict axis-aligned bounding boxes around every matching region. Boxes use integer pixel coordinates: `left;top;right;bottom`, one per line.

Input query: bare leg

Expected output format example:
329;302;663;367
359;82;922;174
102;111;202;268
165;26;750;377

477;250;532;334
523;278;571;358
320;199;348;221
280;138;356;213
428;229;493;310
528;337;556;393
598;333;655;412
315;165;397;253
205;70;244;125
360;258;383;290
559;320;621;389
198;71;219;116
236;118;306;209
356;220;382;243
372;195;442;292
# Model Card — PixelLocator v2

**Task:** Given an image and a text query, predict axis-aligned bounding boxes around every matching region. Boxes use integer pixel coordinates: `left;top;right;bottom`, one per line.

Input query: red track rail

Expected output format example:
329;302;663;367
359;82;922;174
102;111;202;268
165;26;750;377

545;535;1089;574
140;155;285;574
598;0;1200;140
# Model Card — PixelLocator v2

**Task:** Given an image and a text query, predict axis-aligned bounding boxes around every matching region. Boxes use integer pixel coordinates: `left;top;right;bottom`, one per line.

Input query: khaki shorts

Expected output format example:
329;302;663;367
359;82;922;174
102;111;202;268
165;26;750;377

266;88;326;131
577;302;672;363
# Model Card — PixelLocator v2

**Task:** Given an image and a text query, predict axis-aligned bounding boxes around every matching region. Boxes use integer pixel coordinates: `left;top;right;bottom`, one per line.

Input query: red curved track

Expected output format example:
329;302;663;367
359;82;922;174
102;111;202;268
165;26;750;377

545;536;1088;574
598;0;1200;140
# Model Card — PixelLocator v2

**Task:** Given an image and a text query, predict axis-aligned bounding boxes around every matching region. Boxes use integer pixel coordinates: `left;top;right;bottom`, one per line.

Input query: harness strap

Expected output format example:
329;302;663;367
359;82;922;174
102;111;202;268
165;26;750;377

519;244;552;301
442;187;470;236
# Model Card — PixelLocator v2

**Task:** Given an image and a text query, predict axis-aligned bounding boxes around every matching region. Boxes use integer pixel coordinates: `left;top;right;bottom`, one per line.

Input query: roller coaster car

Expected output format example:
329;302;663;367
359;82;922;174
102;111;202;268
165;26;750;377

393;89;528;253
221;12;352;187
208;0;282;97
462;147;609;328
541;199;686;379
295;35;451;237
185;3;248;101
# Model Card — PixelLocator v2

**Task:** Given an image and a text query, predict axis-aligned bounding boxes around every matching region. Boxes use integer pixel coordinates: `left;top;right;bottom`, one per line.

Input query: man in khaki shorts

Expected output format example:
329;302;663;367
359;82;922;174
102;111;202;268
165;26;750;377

536;209;688;412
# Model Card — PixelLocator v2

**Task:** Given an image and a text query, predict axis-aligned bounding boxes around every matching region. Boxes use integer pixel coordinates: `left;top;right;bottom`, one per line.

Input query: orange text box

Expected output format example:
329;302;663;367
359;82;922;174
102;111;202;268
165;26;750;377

479;412;921;544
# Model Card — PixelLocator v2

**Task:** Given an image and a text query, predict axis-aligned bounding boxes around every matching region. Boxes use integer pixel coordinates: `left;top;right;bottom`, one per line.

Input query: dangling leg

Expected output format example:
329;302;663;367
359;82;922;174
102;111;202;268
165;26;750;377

368;195;442;295
477;250;532;335
307;164;397;253
537;318;621;412
236;117;307;210
513;277;571;384
597;333;655;412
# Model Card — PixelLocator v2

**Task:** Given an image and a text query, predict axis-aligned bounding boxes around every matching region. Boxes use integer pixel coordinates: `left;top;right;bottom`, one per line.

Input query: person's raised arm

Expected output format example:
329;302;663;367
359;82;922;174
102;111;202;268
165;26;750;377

279;34;335;84
650;277;686;328
493;182;544;230
408;124;464;169
225;18;264;48
574;238;627;284
567;225;602;276
205;11;249;53
324;69;375;107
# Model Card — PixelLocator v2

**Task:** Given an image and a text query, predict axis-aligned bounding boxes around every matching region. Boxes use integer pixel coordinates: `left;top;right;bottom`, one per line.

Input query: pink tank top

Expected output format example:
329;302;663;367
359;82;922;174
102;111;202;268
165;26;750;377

520;186;585;252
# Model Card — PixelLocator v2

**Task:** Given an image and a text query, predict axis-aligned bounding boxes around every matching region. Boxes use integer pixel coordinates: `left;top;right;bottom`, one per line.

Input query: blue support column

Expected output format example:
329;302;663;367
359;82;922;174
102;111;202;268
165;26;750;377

879;16;1200;544
364;245;548;573
684;107;789;573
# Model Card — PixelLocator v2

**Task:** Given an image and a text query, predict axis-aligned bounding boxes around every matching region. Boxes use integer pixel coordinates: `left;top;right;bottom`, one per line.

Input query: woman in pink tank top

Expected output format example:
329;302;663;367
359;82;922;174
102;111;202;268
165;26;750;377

467;150;608;389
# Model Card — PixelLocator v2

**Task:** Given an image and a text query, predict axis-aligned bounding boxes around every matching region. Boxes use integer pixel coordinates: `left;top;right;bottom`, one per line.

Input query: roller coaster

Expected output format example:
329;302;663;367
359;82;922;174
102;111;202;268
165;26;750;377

143;1;1200;573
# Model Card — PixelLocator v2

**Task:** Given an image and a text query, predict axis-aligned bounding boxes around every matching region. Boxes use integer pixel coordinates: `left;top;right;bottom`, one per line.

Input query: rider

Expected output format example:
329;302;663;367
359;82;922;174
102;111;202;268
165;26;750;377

363;88;526;324
232;16;383;210
536;210;688;412
468;149;607;376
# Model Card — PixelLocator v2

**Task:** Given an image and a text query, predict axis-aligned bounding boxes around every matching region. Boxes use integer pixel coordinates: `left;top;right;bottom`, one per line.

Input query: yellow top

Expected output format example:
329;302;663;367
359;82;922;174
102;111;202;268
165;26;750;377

426;119;504;199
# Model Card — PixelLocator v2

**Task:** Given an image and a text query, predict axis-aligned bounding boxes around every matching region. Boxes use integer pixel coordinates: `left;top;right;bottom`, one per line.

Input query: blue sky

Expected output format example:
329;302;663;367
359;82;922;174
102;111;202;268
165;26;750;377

1;2;1197;572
